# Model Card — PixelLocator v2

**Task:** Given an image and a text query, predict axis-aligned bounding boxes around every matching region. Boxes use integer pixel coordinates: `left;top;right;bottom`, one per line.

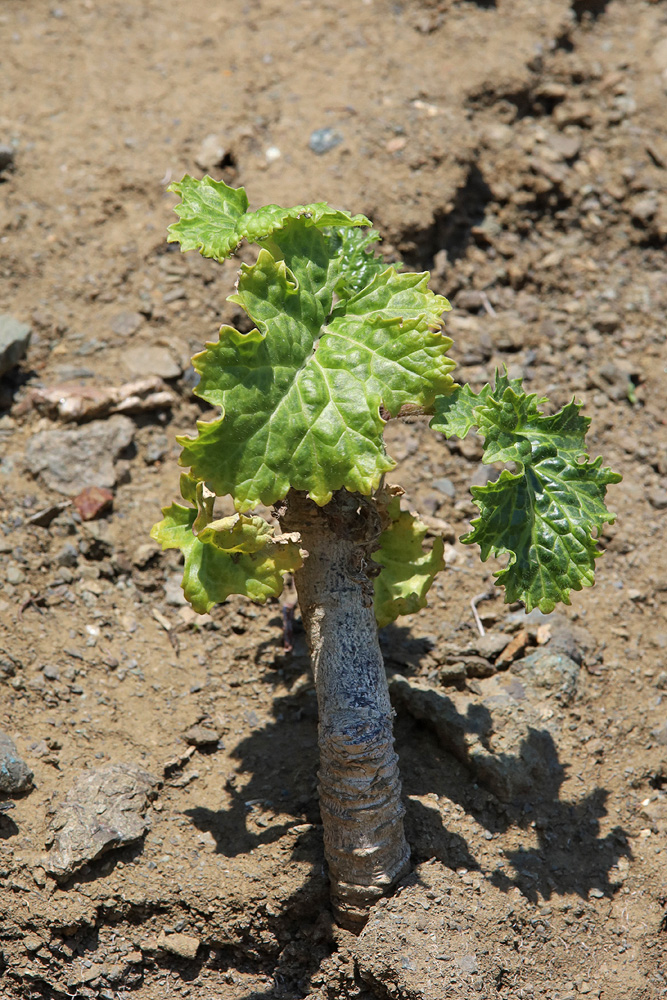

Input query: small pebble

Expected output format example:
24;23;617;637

73;486;114;521
0;145;15;173
145;434;168;465
6;563;25;585
157;930;200;960
195;133;227;172
309;128;343;155
110;311;144;338
55;543;79;568
648;488;667;510
631;196;658;224
432;477;456;497
0;731;34;793
0;315;31;377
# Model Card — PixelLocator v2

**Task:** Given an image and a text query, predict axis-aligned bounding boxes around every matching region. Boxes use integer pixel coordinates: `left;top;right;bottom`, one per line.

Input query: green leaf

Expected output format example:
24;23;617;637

150;504;302;613
431;373;621;613
178;235;455;510
326;226;400;299
168;174;370;261
372;492;445;628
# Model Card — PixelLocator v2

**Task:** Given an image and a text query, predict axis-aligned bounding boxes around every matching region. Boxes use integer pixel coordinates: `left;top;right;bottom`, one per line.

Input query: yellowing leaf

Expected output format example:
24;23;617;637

372;494;445;628
150;504;302;613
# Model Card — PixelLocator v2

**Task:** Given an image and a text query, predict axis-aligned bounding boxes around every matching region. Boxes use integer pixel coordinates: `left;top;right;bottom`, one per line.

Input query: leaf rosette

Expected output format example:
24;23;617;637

168;176;455;511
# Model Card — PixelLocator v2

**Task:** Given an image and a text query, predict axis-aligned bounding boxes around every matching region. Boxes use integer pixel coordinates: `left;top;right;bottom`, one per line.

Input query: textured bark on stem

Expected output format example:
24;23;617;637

279;489;410;931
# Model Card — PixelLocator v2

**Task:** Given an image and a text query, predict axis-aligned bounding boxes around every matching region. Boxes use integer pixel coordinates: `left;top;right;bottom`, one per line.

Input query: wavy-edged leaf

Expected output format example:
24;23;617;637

150;504;302;613
178;240;455;510
372;493;445;628
326;226;400;299
431;372;621;613
167;174;370;261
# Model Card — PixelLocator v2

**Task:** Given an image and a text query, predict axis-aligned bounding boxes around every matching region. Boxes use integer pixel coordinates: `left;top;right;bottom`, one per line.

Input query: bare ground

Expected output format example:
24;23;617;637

1;1;666;998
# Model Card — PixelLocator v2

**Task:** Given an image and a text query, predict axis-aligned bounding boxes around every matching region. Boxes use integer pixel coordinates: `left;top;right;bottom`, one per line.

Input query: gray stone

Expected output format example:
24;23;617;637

6;563;25;585
23;933;43;953
144;433;169;465
648;488;667;510
308;128;343;155
512;650;580;705
390;672;565;802
184;723;220;747
631;196;658;225
55;543;79;568
546;132;581;161
0;731;34;793
651;723;667;747
454;289;487;312
432;476;456;497
110;311;144;337
25;415;134;495
0;145;15;172
194;133;227;172
0;654;19;680
45;762;160;881
157;930;200;960
0;315;31;377
470;632;513;659
122;345;182;380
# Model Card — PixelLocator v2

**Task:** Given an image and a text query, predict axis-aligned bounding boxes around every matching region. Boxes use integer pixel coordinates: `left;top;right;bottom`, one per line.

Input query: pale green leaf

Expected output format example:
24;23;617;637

372;493;445;628
431;372;621;613
326;226;400;299
167;174;370;261
150;504;302;613
178;235;455;510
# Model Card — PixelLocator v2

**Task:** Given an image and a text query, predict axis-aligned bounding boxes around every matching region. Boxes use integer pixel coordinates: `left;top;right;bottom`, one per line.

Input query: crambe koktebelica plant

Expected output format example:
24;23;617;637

152;176;621;930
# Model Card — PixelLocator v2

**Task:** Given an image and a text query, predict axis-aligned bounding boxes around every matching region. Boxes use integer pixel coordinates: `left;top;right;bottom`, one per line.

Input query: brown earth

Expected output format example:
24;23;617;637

1;0;667;997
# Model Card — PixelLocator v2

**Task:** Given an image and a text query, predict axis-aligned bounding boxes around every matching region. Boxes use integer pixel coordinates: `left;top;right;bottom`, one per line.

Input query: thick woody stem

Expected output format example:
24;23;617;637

279;489;410;931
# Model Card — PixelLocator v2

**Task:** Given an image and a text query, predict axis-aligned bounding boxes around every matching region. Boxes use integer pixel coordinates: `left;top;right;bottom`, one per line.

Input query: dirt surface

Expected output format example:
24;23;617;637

1;0;667;997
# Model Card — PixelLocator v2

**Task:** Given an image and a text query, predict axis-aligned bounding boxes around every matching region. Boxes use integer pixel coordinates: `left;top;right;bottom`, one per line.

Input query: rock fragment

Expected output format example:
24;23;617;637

309;128;343;155
0;315;31;377
110;311;144;337
184;723;221;747
45;762;160;881
0;145;15;173
511;649;580;704
25;414;134;495
390;671;566;802
195;133;227;171
157;930;200;960
0;653;21;680
73;485;114;521
27;376;175;422
0;731;33;793
648;487;667;510
122;345;183;380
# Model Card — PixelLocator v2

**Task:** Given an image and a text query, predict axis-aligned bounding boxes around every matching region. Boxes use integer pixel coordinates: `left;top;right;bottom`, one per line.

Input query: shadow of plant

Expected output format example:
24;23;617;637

395;692;631;903
184;624;631;997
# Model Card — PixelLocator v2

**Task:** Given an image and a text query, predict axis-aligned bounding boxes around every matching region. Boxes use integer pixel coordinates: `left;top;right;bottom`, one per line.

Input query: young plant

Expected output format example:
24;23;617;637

152;177;620;930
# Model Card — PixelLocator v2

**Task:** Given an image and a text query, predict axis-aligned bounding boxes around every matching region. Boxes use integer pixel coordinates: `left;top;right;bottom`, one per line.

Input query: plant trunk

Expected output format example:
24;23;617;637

279;489;410;931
